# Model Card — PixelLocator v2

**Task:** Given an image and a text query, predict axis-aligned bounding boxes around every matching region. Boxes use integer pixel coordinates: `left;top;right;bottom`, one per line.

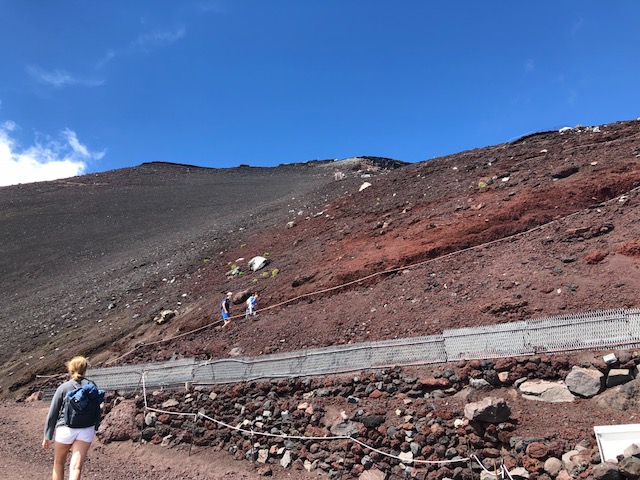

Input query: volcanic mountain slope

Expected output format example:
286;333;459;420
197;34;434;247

2;120;640;396
123;120;640;365
0;157;404;394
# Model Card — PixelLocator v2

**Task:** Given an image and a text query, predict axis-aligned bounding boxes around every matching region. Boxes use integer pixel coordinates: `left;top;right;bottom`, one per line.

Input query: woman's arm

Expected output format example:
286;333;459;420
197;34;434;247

43;384;65;441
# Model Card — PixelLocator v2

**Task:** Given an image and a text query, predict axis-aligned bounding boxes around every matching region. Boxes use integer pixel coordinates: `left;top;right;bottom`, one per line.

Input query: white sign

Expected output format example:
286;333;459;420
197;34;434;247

594;424;640;462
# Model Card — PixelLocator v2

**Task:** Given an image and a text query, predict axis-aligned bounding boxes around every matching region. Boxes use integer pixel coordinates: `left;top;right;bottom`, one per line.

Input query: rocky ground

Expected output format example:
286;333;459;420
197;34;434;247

1;119;640;478
9;349;640;479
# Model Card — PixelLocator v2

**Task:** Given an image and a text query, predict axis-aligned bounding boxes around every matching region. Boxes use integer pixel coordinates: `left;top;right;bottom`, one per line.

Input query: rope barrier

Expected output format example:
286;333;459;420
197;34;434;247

472;454;501;476
503;464;516;480
197;412;349;442
140;373;483;469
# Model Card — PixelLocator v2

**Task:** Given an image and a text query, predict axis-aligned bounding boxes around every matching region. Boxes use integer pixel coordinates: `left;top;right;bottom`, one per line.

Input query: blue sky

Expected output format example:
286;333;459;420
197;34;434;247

1;1;639;186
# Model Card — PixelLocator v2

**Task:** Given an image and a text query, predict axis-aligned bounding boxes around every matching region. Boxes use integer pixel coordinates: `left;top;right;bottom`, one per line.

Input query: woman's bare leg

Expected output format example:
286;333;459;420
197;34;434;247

52;441;71;480
68;440;92;480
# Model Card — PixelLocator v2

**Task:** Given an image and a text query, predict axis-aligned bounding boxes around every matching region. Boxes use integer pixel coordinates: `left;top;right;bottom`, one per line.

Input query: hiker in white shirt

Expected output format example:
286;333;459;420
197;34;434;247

245;293;258;319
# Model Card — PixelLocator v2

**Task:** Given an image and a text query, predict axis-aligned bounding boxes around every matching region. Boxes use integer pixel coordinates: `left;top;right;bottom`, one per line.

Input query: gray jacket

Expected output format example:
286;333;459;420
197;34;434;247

43;378;101;441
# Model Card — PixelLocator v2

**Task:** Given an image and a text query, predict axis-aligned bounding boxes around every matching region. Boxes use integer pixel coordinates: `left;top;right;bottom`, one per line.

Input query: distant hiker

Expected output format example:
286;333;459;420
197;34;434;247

43;355;103;480
221;291;233;326
245;293;258;319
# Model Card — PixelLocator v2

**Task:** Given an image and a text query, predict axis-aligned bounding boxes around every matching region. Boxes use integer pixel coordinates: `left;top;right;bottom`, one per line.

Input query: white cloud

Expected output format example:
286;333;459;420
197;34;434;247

197;1;225;14
0;124;105;186
95;26;186;71
63;128;90;157
27;65;105;88
95;49;116;69
132;26;186;50
524;59;535;73
2;120;16;131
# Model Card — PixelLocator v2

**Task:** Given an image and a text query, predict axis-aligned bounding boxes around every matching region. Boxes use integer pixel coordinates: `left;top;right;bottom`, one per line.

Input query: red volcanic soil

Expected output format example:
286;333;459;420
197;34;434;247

1;120;640;479
123;121;640;364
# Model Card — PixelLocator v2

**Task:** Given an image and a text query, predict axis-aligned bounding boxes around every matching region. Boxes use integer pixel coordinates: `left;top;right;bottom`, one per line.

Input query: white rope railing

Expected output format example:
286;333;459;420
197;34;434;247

139;373;515;473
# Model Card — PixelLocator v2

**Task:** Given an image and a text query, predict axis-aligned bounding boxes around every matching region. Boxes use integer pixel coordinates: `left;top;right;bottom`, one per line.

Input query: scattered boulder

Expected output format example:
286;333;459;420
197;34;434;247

257;449;269;463
617;240;640;259
519;380;575;403
604;353;619;365
398;451;413;464
280;450;292;468
619;456;640;479
232;290;251;304
624;444;640;459
144;411;156;427
418;377;451;388
153;309;176;325
585;250;609;264
464;397;511;423
359;469;386;480
592;462;623;480
330;420;359;437
607;369;635;388
509;467;530;479
358;414;386;429
596;378;640;411
248;256;269;272
162;398;179;408
25;391;43;402
564;450;591;477
565;366;604;398
469;377;492;389
544;457;563;476
526;442;549;459
98;399;140;443
226;265;242;277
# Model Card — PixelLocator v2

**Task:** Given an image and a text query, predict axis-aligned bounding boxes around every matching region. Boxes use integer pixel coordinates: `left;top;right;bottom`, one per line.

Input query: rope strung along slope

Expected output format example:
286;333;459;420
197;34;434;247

110;185;640;365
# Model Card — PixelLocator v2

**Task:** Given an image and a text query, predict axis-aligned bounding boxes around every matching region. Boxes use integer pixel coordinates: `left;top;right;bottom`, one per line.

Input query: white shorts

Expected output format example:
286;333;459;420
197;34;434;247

54;425;95;444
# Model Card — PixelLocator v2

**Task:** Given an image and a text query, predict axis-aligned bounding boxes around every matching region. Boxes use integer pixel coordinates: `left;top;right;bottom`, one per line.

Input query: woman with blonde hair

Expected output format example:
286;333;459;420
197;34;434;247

43;356;102;480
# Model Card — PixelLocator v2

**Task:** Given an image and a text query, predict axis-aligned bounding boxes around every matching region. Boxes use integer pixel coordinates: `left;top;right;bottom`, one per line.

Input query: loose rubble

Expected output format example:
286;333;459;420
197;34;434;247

95;352;640;479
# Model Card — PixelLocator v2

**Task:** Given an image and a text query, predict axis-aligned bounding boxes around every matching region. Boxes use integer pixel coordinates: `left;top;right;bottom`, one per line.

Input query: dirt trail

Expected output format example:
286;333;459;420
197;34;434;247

0;401;314;480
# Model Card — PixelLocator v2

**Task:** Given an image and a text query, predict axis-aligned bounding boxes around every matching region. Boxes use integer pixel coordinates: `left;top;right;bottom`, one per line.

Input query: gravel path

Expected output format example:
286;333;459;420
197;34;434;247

0;401;315;479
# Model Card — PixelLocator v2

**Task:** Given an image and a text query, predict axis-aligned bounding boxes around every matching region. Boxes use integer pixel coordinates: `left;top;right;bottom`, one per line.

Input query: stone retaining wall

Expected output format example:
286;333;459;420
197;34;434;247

96;351;640;479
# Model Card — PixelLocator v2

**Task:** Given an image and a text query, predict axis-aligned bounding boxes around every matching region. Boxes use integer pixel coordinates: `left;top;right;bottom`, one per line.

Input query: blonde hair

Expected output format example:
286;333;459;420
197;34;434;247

66;356;88;381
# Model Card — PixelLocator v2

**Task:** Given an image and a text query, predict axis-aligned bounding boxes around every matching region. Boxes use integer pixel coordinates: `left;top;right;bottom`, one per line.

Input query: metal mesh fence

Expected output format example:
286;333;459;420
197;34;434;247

525;309;633;353
89;358;196;391
86;309;640;393
443;322;531;361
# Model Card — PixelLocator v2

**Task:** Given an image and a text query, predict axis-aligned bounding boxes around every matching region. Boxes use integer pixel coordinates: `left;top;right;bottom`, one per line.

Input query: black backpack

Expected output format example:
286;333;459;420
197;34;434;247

63;380;105;428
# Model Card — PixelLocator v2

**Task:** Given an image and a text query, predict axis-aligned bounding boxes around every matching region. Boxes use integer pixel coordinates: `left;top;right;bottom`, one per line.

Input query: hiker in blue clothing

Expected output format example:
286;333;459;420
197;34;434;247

221;291;233;326
245;292;258;319
43;355;102;480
